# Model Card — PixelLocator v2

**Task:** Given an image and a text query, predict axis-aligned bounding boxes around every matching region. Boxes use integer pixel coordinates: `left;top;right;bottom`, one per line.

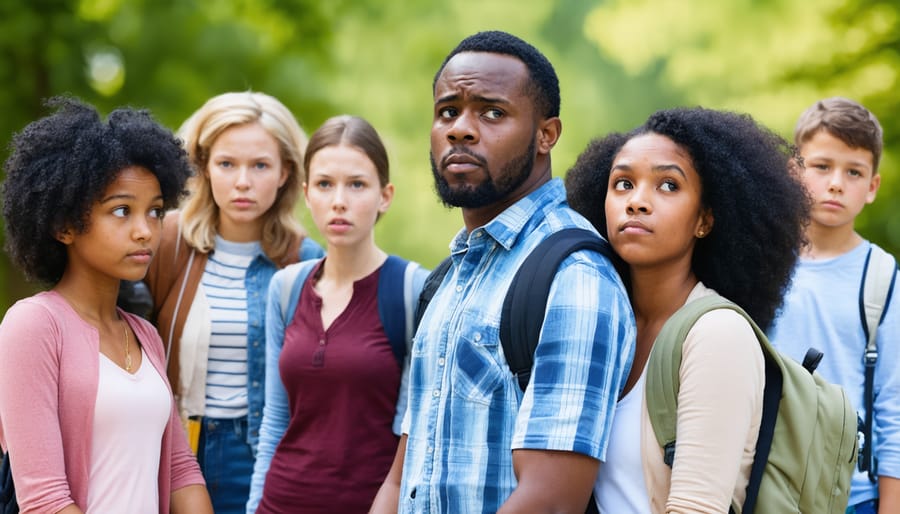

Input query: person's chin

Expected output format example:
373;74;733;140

225;208;262;223
120;265;152;282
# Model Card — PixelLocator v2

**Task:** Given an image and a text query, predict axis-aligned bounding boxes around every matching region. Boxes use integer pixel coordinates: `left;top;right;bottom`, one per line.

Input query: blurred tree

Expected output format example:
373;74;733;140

3;0;896;312
583;0;900;255
0;0;677;311
0;0;340;310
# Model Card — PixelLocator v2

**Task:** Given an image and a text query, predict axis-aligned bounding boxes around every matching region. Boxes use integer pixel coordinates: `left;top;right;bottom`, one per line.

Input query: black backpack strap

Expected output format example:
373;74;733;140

739;351;784;514
584;495;599;514
413;256;453;333
499;228;615;392
862;361;878;481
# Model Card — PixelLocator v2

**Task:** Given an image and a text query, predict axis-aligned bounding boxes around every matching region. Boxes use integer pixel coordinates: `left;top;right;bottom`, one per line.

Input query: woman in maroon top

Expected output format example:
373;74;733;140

247;115;425;513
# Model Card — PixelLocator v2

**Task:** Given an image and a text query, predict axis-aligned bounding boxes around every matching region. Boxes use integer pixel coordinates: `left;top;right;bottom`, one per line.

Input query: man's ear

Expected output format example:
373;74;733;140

536;117;562;156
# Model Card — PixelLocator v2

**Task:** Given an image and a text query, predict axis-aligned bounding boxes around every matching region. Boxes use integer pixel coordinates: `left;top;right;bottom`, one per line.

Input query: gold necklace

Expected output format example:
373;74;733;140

123;322;133;372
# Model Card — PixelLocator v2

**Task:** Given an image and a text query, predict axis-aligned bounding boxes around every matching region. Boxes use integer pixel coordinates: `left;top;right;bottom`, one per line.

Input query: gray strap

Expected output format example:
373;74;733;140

863;244;896;355
279;264;305;323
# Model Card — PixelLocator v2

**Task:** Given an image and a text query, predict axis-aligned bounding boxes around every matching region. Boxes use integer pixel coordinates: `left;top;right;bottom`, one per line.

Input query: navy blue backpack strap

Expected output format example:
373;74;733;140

378;255;423;366
499;228;616;392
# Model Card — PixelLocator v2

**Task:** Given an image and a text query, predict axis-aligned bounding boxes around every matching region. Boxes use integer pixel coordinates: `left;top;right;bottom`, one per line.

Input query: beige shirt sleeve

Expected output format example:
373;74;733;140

642;288;765;514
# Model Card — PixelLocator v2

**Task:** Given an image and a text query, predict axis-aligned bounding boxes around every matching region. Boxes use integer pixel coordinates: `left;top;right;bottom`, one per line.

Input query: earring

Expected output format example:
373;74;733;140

56;229;73;244
697;229;705;238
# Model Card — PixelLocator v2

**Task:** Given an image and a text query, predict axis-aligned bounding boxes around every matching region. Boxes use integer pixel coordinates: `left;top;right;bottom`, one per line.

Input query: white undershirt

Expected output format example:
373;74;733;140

87;348;170;514
594;368;652;513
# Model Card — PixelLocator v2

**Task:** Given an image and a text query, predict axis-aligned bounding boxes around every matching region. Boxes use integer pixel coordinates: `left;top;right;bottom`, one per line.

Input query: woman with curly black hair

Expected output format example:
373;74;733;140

0;96;213;514
566;107;809;513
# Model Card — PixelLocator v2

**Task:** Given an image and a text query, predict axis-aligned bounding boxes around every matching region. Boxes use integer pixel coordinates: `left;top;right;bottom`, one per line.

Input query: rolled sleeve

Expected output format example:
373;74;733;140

513;253;635;460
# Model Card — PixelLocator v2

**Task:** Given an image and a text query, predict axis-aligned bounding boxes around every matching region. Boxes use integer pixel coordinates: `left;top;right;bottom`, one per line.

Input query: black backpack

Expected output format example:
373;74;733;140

415;227;617;389
413;227;618;514
0;451;16;514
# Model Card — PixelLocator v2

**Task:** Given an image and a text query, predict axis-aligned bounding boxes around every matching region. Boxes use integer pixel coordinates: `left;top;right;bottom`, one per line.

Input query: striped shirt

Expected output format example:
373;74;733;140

399;179;636;512
202;237;261;418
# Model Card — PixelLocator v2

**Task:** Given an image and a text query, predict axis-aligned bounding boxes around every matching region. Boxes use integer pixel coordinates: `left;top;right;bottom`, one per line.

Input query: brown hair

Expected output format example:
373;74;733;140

794;97;883;173
303;115;389;187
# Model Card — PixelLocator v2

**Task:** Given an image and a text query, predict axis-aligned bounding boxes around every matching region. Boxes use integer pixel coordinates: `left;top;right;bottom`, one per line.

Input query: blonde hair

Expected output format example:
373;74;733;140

178;91;308;263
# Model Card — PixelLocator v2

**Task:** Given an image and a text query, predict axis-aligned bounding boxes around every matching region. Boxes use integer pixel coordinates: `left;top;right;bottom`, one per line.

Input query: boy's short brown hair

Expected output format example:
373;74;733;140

794;97;883;173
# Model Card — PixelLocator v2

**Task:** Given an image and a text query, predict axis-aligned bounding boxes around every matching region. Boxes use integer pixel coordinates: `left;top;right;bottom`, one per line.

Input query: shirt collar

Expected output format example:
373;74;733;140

450;178;566;253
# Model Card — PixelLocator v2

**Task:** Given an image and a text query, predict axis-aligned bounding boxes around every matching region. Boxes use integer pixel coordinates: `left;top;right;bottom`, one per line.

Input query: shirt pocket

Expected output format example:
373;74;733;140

451;313;506;406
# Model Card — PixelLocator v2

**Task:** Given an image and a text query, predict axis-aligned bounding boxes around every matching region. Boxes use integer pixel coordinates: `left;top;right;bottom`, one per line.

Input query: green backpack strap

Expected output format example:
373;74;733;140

646;294;777;513
645;294;741;465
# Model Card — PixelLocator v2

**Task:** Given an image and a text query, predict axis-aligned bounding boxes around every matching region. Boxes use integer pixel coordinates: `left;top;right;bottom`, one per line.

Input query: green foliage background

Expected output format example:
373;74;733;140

1;0;898;312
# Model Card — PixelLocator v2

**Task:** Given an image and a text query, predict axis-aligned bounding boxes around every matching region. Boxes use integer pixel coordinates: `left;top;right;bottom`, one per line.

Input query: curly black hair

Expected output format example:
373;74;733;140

565;107;810;330
1;96;192;285
433;30;560;119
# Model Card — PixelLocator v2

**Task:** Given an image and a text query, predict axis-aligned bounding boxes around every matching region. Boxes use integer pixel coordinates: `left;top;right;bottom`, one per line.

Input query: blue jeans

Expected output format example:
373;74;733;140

846;499;878;514
198;416;254;514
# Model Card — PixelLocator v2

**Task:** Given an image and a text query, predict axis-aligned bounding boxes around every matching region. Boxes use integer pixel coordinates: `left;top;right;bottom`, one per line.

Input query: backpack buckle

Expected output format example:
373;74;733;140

864;350;878;366
663;442;676;467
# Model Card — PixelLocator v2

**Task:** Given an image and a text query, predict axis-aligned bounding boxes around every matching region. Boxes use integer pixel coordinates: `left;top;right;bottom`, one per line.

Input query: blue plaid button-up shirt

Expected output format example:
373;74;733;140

399;179;636;513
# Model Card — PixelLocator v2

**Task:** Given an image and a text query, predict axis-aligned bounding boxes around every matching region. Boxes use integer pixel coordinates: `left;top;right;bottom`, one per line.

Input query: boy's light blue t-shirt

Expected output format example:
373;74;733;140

768;241;900;506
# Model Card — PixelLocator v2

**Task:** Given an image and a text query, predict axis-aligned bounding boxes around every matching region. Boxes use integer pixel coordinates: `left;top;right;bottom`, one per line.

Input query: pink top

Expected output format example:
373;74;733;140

88;350;171;513
0;290;205;514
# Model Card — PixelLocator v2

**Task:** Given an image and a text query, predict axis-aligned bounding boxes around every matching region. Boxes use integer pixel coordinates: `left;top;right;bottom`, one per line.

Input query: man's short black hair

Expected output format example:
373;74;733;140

433;30;560;119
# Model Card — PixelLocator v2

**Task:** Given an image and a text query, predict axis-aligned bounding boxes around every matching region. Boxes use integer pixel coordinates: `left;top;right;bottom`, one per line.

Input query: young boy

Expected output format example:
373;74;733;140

769;97;899;514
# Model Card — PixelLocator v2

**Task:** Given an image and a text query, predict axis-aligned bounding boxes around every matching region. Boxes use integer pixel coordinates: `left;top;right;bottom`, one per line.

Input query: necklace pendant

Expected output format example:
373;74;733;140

125;354;133;372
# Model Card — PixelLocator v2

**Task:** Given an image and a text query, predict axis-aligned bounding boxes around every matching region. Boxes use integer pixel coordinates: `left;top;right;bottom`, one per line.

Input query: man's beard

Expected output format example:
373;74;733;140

430;137;536;209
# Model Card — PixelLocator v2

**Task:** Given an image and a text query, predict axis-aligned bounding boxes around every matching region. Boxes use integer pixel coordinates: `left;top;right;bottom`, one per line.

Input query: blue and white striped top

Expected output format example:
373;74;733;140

202;237;261;419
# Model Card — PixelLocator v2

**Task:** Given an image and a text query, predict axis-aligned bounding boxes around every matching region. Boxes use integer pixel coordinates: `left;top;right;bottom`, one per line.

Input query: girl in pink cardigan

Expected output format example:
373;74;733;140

0;97;213;514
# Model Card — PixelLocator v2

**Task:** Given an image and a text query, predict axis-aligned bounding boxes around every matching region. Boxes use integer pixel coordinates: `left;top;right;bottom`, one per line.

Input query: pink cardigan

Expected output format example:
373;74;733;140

0;291;205;513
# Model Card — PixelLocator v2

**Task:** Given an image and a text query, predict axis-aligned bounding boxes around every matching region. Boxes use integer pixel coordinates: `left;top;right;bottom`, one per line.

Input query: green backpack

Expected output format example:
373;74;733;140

645;294;858;514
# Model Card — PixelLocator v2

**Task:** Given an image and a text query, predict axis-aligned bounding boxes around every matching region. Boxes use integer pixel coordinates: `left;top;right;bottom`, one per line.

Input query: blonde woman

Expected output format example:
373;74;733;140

142;91;324;514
